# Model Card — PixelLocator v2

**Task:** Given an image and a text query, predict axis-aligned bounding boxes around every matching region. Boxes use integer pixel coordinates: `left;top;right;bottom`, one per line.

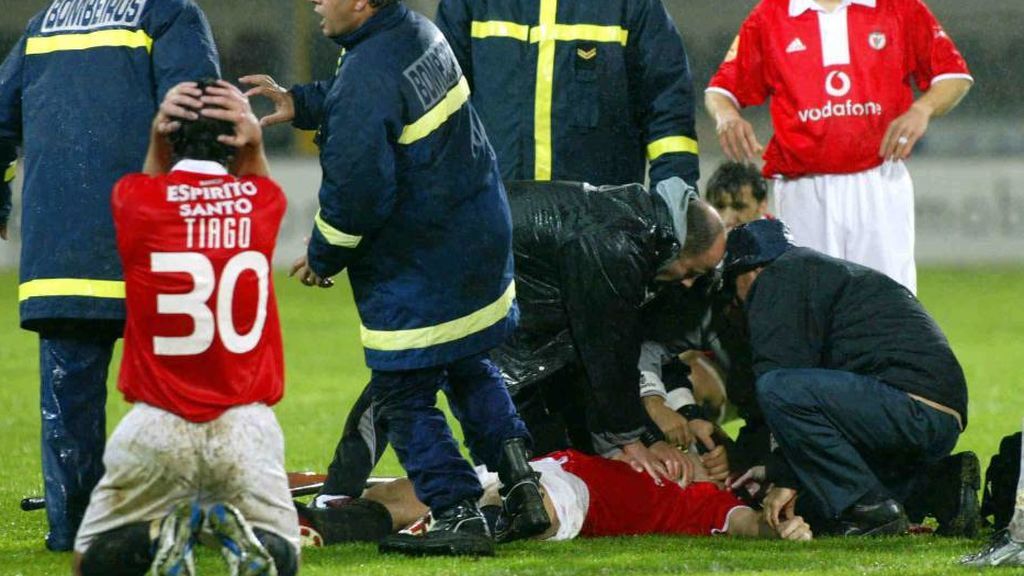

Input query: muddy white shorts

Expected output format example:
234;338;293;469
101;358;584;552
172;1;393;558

773;161;916;293
74;403;299;553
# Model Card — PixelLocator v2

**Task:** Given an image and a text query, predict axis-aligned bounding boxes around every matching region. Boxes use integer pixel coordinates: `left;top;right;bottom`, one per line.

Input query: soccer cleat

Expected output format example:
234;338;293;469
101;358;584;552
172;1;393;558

206;503;278;576
150;501;203;576
379;499;495;557
960;529;1024;567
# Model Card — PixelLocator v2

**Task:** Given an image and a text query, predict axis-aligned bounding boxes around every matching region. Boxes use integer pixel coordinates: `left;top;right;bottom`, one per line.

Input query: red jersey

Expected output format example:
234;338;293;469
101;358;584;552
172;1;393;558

112;160;287;422
548;450;745;537
708;0;971;178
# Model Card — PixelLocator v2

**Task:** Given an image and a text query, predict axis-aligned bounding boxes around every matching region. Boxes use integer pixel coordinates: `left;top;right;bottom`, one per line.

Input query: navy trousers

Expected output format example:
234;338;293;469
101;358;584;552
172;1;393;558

368;353;530;512
40;334;116;551
757;368;960;519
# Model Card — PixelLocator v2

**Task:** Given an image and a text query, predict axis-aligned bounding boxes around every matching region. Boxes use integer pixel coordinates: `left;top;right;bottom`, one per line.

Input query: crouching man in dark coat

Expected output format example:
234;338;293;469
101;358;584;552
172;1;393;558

723;219;975;537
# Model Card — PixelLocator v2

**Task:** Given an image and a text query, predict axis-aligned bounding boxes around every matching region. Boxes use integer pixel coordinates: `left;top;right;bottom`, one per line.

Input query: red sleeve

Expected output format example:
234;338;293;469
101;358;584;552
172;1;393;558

904;0;971;92
707;9;769;108
111;174;151;262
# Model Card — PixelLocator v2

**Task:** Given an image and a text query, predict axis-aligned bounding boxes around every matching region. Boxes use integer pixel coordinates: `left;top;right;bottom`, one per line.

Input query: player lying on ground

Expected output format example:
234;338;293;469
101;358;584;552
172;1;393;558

298;449;812;549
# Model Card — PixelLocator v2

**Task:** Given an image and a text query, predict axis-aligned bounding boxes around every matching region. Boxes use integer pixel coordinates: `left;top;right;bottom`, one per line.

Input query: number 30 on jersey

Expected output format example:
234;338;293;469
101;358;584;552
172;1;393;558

151;251;270;356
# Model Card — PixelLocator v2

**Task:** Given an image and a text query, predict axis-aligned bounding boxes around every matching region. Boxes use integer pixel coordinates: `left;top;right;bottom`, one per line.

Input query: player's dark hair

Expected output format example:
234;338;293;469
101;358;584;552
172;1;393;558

368;0;399;7
681;198;724;258
169;78;235;167
705;161;767;204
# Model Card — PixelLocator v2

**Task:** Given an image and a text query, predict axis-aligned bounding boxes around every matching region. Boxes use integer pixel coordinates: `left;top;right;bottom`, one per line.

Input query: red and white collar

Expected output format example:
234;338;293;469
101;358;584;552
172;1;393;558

171;159;229;176
789;0;876;17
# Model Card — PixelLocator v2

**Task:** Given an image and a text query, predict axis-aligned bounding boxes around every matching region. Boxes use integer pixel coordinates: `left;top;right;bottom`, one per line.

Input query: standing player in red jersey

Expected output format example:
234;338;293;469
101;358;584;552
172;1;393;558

705;0;972;294
72;80;298;576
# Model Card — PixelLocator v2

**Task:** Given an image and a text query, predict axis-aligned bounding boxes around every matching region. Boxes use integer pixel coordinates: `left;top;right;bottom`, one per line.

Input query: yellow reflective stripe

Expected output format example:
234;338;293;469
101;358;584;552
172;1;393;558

19;279;125;302
314;209;361;248
530;24;628;45
361;281;516;351
646;136;700;161
471;20;530;41
533;0;558;181
3;161;15;183
25;29;153;56
398;77;471;145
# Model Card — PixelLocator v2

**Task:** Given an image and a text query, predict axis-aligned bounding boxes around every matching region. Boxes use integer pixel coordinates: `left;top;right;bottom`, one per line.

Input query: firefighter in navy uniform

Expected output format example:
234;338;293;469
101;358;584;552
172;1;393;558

0;0;219;551
250;0;549;557
435;0;700;188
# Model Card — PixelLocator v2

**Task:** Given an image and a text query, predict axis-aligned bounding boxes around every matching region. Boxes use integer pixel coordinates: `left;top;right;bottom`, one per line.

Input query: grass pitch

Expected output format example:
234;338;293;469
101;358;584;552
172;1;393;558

0;268;1022;575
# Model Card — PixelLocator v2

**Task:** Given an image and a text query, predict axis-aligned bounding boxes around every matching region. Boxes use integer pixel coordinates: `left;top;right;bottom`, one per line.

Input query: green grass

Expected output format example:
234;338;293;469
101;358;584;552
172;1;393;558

0;268;1023;575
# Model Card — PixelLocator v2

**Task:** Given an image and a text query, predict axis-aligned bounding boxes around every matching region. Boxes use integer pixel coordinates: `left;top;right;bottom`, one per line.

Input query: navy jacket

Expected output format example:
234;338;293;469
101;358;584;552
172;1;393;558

294;5;517;371
746;247;968;425
0;0;219;331
435;0;699;188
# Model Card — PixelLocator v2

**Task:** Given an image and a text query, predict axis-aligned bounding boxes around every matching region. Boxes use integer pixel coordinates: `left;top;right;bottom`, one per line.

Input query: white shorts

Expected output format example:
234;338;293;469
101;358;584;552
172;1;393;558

74;403;300;553
773;161;916;294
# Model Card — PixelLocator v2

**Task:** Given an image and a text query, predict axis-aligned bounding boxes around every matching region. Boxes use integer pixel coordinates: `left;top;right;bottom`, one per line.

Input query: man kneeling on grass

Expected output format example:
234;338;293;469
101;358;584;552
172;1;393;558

73;80;298;576
297;449;812;547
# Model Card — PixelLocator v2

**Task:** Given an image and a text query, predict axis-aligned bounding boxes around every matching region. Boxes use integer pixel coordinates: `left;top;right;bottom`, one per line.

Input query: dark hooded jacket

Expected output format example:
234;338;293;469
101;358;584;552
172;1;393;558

496;180;681;448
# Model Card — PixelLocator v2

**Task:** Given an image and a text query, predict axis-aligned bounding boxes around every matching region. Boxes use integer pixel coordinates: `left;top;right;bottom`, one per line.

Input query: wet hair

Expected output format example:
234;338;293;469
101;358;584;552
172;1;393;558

681;198;724;258
705;161;767;205
169;78;234;167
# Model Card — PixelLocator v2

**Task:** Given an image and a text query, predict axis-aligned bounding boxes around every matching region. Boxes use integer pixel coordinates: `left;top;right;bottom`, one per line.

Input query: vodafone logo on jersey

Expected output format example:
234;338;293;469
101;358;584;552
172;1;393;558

797;71;883;123
825;71;851;97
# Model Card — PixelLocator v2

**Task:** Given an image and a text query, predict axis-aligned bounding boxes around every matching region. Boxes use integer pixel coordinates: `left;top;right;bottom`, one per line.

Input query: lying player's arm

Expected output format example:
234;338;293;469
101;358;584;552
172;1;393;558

724;507;812;541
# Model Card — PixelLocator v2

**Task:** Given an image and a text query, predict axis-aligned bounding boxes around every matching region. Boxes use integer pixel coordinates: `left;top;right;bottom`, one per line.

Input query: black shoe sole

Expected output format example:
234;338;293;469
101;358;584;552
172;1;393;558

845;516;910;537
379;533;495;557
935;452;981;538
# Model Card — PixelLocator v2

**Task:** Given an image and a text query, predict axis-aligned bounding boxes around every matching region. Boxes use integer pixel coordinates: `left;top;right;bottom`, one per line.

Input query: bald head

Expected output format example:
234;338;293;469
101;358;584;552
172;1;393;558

682;198;725;258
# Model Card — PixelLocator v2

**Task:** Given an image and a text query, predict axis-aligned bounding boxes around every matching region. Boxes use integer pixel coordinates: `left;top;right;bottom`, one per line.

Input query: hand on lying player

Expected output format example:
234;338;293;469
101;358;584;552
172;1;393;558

689;419;729;481
763;486;798;532
643;397;692;448
776;515;813;541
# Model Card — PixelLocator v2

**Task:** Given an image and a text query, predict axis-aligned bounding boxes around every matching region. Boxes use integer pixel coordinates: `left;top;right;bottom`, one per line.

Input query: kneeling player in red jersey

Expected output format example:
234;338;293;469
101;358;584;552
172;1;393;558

300;449;811;545
73;80;298;576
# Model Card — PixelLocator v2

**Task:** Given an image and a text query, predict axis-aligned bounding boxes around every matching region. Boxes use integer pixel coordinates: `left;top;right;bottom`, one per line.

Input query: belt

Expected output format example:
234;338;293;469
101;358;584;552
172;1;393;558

909;393;963;431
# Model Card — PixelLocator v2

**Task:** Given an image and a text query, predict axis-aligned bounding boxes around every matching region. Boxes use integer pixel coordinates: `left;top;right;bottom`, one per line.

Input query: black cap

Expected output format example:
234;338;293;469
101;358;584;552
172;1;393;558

723;218;795;276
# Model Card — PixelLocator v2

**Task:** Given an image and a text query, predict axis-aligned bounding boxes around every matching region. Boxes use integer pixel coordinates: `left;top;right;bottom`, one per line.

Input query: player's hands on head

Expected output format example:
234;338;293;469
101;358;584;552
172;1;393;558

776;515;813;541
289;253;334;288
643;397;692;448
715;112;763;162
763;486;798;532
198;80;263;149
879;102;930;161
154;81;203;135
240;75;296;127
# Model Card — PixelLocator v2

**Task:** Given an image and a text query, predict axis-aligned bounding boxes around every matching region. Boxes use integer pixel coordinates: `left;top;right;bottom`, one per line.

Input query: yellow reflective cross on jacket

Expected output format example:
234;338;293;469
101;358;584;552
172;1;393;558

436;0;700;188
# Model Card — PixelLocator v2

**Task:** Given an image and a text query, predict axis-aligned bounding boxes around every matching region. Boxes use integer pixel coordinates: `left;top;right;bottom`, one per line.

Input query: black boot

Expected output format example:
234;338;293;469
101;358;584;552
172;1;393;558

378;500;494;557
837;498;909;537
928;452;981;537
495;437;551;543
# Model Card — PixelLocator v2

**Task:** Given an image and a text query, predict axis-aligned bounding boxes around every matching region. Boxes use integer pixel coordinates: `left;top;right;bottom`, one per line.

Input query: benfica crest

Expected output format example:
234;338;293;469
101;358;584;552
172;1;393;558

869;32;887;50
